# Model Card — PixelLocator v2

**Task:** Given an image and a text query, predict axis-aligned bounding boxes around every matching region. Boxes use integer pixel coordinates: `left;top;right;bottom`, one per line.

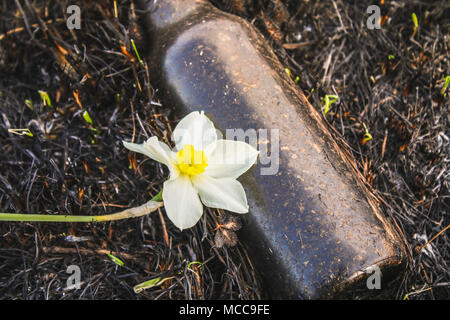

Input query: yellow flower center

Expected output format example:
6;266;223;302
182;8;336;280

176;145;208;176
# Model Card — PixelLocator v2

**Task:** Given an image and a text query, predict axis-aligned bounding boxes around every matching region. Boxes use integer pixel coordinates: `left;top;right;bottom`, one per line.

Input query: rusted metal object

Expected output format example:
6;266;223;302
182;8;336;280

138;0;407;299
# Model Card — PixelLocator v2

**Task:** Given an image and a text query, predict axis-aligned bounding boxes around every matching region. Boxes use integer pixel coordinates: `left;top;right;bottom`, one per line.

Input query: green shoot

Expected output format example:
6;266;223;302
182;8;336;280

388;54;395;60
412;13;418;28
83;110;93;125
285;68;300;84
284;68;292;77
151;190;163;202
131;39;144;67
411;13;418;37
82;110;99;140
362;122;373;143
107;253;124;266
25;99;34;111
133;276;174;294
187;261;205;271
322;94;339;116
8;128;33;137
38;90;53;108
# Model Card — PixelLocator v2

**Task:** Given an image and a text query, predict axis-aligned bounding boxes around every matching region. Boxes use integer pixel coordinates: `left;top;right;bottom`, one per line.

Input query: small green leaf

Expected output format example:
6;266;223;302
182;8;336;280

38;90;53;108
151;190;163;202
133;277;174;294
412;13;418;28
322;94;339;116
25;99;34;111
284;68;292;77
294;76;300;83
107;253;124;266
388;54;395;60
83;110;93;125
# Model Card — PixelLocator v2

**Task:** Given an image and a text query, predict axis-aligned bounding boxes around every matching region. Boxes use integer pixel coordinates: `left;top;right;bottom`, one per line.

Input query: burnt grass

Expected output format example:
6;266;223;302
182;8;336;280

0;0;448;300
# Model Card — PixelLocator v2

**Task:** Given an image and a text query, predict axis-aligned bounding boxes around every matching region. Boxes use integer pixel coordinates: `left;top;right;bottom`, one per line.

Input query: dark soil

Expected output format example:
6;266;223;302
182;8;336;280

0;0;449;300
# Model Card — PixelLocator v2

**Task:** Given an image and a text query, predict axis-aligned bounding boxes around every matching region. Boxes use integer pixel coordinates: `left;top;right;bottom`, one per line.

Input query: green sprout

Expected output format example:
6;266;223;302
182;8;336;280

388;54;396;60
82;110;99;143
8;128;33;137
362;122;373;143
441;76;450;97
151;190;163;202
82;110;93;125
131;39;144;67
412;13;418;28
411;13;419;37
107;253;124;266
322;94;339;116
285;68;300;84
285;68;292;77
187;261;205;271
38;90;53;108
25;99;34;111
133;276;174;294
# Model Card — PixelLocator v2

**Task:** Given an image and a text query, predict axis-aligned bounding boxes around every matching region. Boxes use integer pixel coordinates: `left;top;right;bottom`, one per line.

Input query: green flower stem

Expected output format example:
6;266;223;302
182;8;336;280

0;199;163;223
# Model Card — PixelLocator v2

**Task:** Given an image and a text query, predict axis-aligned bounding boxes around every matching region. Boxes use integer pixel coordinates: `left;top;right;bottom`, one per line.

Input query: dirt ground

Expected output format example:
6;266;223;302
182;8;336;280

0;0;448;300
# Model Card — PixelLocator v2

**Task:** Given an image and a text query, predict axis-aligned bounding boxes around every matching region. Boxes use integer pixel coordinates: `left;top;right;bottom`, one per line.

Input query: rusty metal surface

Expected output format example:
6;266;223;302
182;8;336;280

139;0;407;299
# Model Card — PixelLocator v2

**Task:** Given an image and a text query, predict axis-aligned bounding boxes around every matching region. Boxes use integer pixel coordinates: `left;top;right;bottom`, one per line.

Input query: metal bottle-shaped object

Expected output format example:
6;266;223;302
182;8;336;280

138;0;407;298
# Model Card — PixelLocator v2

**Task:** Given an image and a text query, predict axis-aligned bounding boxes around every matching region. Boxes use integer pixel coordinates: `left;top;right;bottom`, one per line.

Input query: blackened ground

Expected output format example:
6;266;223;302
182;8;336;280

0;0;448;300
211;0;449;299
0;0;260;300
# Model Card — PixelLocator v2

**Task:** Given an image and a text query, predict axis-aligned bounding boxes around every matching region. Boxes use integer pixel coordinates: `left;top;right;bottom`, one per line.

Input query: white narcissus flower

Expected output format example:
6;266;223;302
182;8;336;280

123;111;258;230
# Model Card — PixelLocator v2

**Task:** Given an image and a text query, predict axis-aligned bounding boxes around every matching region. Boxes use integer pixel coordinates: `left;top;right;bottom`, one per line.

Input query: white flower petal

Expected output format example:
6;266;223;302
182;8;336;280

192;175;249;213
162;175;204;230
123;136;171;165
173;111;217;151
205;140;258;179
123;137;179;179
